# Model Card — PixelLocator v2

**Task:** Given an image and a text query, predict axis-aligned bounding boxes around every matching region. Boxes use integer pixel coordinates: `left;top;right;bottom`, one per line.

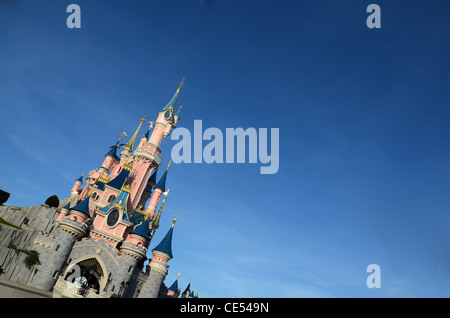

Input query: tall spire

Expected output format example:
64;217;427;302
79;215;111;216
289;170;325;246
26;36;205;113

175;105;183;118
162;78;184;112
124;117;146;151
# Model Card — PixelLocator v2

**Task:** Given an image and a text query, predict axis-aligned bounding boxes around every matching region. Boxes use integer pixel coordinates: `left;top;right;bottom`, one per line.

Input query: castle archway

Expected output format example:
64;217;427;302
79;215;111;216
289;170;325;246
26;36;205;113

64;255;108;295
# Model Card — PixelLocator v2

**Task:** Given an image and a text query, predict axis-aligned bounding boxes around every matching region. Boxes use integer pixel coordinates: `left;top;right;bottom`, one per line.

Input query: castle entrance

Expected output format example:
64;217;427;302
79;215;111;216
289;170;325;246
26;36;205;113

65;258;104;295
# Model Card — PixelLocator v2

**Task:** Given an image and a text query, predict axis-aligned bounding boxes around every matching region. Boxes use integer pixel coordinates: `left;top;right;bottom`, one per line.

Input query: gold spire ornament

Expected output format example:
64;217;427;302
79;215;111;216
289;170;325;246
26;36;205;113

124;117;146;151
118;132;127;142
171;214;178;228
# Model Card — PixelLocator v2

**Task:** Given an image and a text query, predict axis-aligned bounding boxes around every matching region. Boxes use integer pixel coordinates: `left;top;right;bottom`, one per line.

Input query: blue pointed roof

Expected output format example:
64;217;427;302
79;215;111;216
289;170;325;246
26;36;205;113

152;226;174;258
75;174;83;183
70;197;90;217
131;219;151;240
105;168;130;190
61;202;71;211
143;129;151;140
189;290;195;298
148;168;158;184
162;78;184;112
154;170;167;192
105;145;121;162
92;180;106;191
183;282;191;294
168;278;179;292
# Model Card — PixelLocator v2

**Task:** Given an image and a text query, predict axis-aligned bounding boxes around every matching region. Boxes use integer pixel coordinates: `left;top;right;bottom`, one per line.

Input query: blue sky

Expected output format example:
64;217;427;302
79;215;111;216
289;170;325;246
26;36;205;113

1;0;450;297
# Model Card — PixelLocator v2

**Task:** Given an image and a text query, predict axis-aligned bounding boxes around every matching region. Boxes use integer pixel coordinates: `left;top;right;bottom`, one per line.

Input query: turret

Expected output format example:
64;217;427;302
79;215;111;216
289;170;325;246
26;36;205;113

167;273;180;298
181;282;191;298
126;79;184;211
148;78;184;146
70;174;83;198
99;134;125;175
145;161;170;219
56;202;71;222
137;168;157;210
29;197;90;291
138;215;177;298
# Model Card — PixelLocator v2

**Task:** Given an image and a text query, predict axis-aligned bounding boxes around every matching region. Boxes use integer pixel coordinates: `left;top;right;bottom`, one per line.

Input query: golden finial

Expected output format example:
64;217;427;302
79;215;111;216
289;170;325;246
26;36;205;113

171;214;178;228
124;118;145;151
179;77;185;89
118;132;127;142
148;121;153;130
177;272;180;280
195;289;199;297
166;160;172;171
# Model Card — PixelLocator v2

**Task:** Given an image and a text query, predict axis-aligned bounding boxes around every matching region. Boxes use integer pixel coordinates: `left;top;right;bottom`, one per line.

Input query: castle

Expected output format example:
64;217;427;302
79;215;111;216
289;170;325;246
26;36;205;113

0;79;199;298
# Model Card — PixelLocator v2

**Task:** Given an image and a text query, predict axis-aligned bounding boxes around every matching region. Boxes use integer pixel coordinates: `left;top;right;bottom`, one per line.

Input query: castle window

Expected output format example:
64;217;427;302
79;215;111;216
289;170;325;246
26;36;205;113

106;208;121;227
107;195;116;203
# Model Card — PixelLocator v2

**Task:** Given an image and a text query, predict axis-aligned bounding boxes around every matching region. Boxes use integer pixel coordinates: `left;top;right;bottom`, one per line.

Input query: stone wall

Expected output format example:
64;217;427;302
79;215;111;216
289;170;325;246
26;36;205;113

0;205;59;285
0;278;52;298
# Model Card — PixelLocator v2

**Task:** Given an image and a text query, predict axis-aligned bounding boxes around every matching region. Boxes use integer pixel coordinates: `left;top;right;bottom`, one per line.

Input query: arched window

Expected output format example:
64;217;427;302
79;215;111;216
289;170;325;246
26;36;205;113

107;195;116;203
92;192;98;201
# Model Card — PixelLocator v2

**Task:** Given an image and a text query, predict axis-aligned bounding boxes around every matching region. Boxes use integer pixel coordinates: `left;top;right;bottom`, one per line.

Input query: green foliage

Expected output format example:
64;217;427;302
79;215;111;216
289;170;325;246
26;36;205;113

24;250;41;268
7;243;41;268
0;216;21;230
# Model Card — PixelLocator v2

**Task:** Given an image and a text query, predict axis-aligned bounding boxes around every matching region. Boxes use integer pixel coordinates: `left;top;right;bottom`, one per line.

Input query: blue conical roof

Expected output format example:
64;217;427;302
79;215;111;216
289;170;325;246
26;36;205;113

154;170;167;192
131;219;151;240
61;202;71;211
148;168;158;184
152;226;173;258
168;278;179;292
143;129;151;140
105;168;130;190
75;174;83;183
70;197;90;217
105;145;121;162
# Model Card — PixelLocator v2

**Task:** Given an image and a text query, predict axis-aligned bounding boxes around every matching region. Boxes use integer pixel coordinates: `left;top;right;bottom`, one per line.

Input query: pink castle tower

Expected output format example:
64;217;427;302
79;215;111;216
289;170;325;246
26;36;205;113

126;78;184;213
69;79;183;217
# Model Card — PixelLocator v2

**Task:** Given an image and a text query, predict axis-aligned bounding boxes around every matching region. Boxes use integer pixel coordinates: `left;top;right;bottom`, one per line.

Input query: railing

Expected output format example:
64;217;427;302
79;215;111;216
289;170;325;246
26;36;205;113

133;145;162;165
